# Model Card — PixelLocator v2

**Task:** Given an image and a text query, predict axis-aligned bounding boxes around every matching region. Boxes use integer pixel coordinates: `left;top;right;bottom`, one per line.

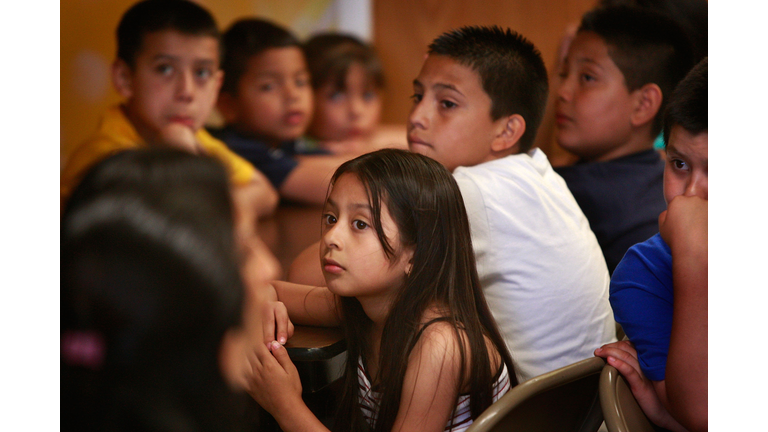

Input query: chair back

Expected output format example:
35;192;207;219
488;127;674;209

466;357;605;432
599;364;656;432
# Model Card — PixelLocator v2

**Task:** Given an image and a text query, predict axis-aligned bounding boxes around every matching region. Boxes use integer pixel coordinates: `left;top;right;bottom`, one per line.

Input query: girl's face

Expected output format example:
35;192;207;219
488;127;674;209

319;173;412;309
308;63;382;142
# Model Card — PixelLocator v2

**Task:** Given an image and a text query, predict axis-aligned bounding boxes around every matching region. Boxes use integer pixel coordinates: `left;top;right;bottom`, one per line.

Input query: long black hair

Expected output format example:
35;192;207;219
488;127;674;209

330;149;516;432
61;149;248;431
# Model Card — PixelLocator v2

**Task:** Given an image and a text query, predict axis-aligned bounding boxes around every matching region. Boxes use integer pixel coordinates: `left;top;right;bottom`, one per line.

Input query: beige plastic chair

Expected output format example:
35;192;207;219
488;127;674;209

466;357;605;432
599;364;656;432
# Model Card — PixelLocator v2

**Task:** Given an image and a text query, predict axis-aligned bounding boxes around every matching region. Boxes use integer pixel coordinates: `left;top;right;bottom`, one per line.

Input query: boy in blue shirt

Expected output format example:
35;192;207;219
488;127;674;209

596;57;708;432
214;19;352;205
554;5;695;273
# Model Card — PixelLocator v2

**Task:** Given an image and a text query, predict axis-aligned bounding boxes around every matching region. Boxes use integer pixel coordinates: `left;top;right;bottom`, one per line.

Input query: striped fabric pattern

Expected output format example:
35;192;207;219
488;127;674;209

357;357;511;432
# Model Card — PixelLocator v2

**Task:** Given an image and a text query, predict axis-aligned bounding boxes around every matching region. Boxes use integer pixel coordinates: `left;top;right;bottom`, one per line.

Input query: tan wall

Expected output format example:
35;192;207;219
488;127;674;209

373;0;595;125
61;0;595;165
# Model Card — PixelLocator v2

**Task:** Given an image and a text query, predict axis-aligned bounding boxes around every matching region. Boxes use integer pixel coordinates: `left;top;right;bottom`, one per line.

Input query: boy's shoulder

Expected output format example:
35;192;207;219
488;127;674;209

452;149;586;222
555;149;664;193
61;106;144;200
453;149;560;194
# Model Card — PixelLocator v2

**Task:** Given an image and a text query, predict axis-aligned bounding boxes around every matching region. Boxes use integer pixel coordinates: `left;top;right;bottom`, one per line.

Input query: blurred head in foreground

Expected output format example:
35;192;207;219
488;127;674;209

61;149;249;431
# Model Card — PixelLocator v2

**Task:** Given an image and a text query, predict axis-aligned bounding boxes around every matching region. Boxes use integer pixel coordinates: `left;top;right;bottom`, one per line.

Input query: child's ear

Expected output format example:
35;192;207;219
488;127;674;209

403;248;415;277
111;59;134;99
491;114;526;153
630;83;663;127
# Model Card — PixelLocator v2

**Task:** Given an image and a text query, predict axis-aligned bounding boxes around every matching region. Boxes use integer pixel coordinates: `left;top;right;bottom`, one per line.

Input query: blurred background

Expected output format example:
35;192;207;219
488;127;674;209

61;0;596;165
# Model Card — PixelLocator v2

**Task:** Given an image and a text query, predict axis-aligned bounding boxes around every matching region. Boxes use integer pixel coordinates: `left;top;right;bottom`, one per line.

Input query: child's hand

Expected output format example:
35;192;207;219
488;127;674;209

658;196;707;252
261;296;295;346
157;123;200;154
595;341;686;432
246;341;303;416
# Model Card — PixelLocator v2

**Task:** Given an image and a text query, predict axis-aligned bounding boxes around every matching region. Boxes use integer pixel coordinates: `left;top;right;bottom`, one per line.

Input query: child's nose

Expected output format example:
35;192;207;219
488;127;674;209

685;171;708;200
556;75;573;102
349;97;363;119
323;224;342;250
175;71;194;101
408;99;428;130
285;82;303;102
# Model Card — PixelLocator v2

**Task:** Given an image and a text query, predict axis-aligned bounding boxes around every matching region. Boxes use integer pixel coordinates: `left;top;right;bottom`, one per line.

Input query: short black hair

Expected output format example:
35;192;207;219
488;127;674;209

116;0;220;68
579;5;695;136
597;0;708;64
220;18;301;94
304;32;385;92
427;26;548;153
663;57;707;147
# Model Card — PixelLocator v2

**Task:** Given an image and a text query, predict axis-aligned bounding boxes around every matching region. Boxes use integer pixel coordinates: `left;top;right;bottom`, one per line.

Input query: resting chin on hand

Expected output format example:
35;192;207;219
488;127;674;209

157;123;201;154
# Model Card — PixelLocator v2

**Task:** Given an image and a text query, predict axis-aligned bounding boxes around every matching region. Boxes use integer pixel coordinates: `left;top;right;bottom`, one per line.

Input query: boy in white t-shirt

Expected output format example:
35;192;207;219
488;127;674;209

287;26;615;382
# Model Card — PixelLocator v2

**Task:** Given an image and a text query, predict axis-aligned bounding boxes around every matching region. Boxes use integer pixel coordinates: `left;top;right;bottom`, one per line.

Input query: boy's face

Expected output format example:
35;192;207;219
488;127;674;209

555;31;637;161
663;126;708;205
309;63;382;142
115;30;223;145
229;47;313;144
407;54;505;172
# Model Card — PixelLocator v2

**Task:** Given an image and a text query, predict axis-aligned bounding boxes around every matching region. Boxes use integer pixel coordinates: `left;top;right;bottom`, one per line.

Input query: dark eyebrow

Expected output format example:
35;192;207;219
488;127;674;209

326;197;371;212
574;57;605;71
152;54;178;62
151;54;217;66
413;78;464;97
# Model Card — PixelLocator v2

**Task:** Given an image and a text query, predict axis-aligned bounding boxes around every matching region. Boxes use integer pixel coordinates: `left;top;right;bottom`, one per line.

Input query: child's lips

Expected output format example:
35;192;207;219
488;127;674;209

407;135;431;149
322;258;344;275
168;116;195;128
555;113;572;126
284;111;306;126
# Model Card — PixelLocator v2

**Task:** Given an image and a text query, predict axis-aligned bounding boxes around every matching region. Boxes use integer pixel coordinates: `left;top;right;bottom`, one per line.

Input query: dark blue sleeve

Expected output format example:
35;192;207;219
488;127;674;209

609;234;673;381
211;128;298;189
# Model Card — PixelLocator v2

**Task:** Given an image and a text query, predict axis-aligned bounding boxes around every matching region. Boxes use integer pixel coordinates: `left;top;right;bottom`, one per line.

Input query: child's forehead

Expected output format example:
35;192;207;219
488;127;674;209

569;31;615;66
244;46;307;74
137;29;220;60
416;55;483;92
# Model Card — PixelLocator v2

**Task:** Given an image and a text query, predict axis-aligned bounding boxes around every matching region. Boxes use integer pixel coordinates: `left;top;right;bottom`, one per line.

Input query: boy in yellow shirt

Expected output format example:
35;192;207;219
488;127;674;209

60;0;278;220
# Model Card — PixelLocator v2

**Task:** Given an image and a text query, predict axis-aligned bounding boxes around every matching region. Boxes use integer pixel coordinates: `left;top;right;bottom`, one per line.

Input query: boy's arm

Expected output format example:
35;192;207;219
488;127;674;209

278;155;350;205
658;196;708;431
232;171;280;221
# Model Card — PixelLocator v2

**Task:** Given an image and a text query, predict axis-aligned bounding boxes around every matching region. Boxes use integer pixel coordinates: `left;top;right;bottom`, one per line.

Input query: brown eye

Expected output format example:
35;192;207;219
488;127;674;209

354;220;368;230
323;214;337;225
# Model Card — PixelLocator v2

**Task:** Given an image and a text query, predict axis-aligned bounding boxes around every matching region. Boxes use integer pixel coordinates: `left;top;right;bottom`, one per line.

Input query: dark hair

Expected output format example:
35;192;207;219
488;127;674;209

304;32;385;92
663;57;707;147
579;5;695;136
330;149;516;432
61;150;247;431
598;0;708;64
116;0;220;68
427;26;548;153
220;18;302;94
